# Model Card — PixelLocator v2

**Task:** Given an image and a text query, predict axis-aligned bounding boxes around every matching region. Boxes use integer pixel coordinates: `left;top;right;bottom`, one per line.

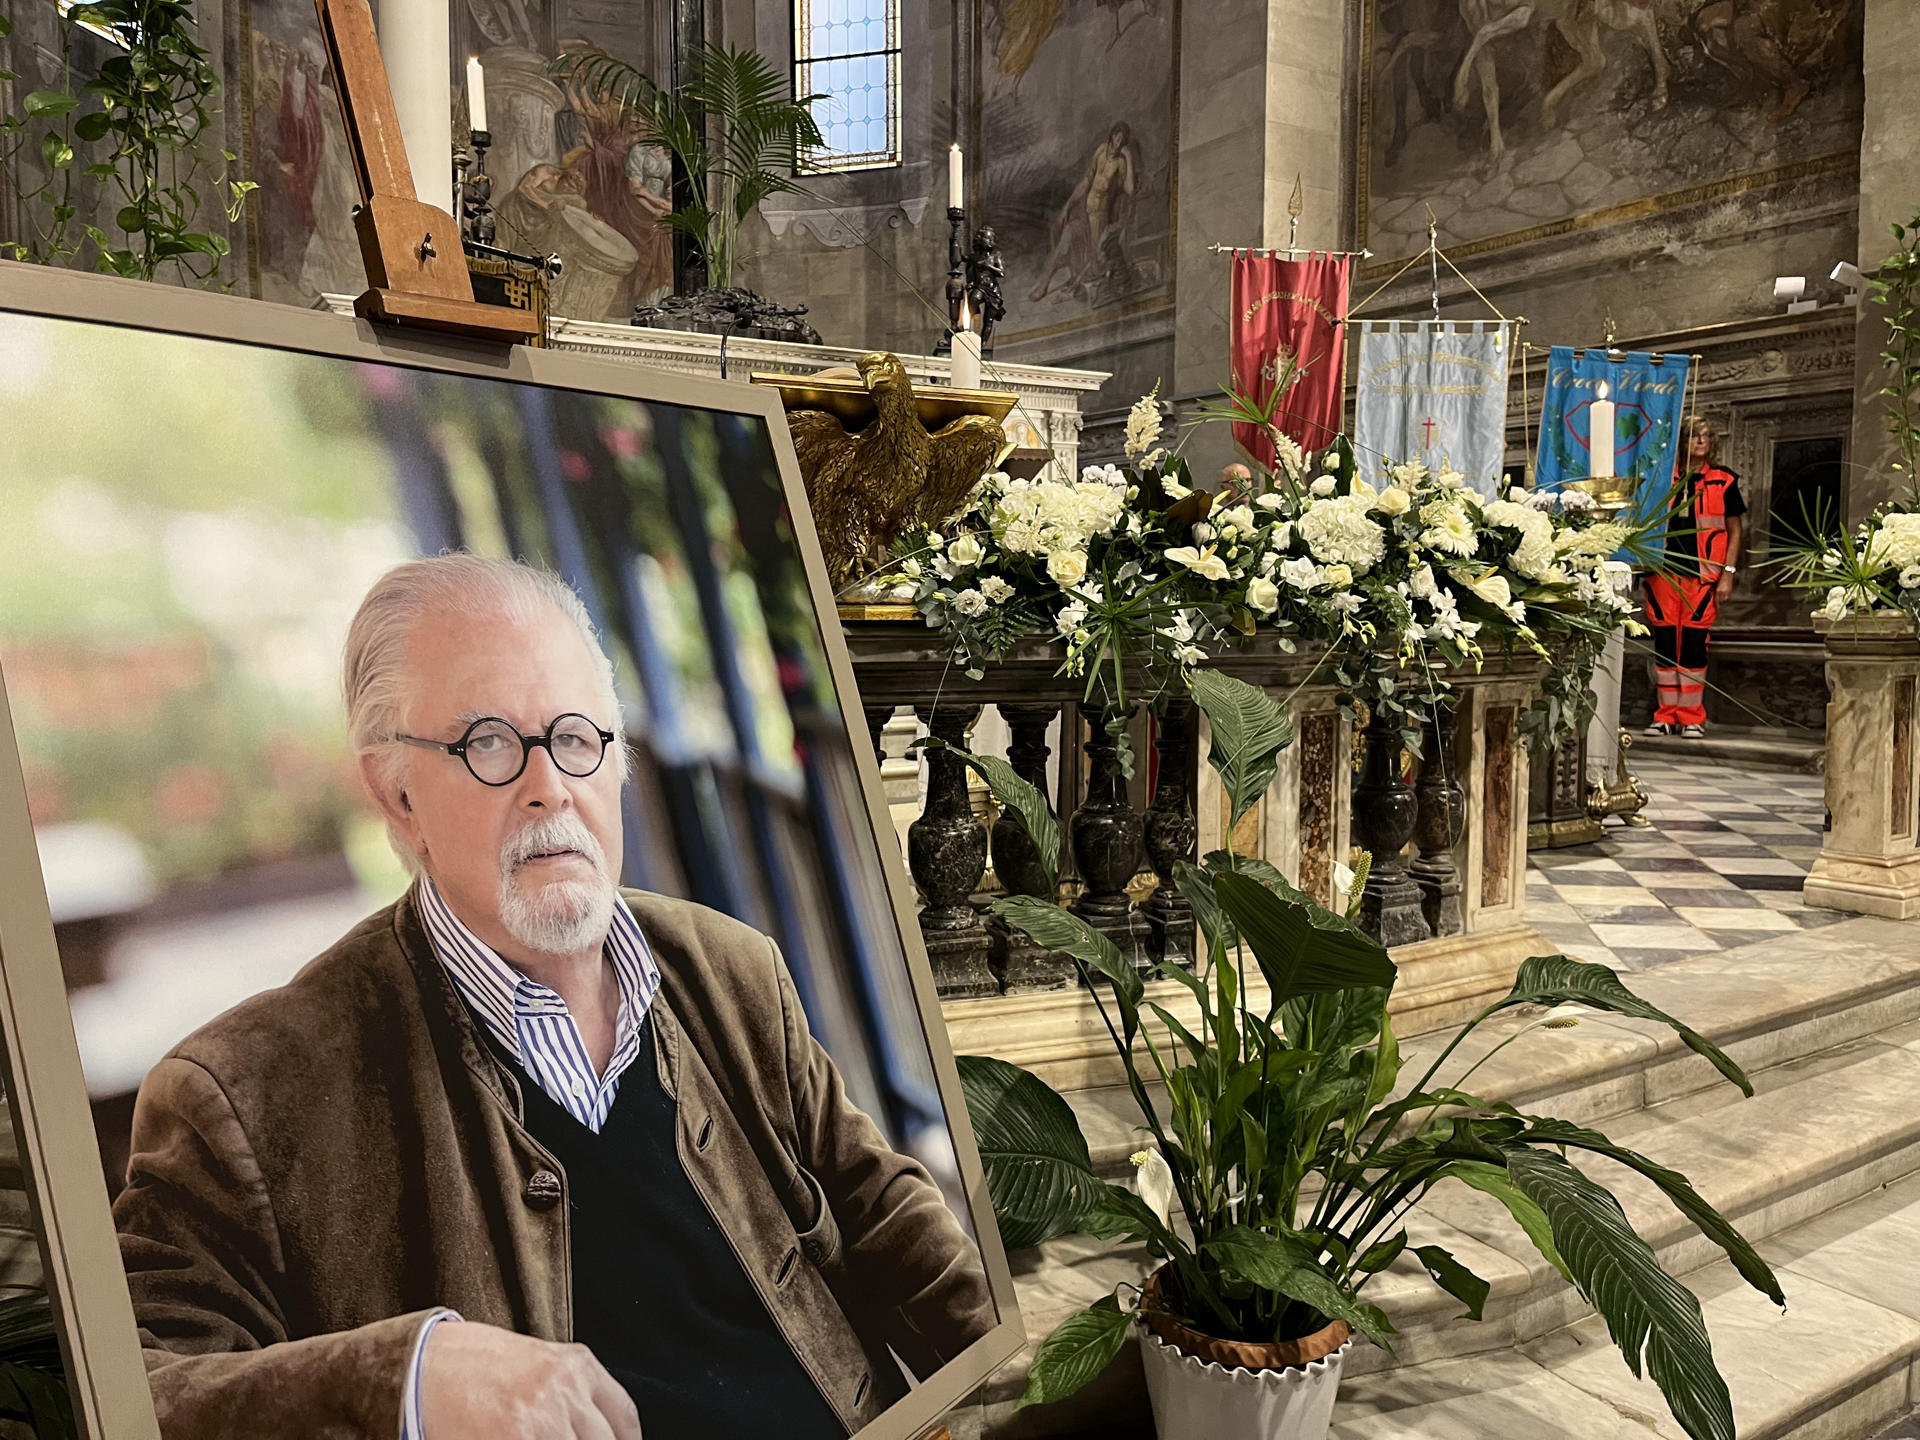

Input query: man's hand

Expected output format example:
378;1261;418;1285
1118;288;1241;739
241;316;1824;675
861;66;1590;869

421;1322;641;1440
1715;569;1736;601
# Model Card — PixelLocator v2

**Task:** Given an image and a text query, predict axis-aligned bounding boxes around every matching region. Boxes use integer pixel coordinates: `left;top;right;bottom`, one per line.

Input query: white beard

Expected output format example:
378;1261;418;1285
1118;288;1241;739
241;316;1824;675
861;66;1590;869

496;814;617;957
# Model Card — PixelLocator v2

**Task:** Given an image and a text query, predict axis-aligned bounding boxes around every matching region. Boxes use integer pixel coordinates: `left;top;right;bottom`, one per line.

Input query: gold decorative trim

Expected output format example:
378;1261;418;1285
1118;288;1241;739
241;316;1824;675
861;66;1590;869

837;602;922;622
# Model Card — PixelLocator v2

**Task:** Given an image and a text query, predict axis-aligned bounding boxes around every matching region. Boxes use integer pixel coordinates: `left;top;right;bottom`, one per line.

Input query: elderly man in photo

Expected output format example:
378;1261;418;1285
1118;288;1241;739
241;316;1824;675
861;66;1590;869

112;554;995;1439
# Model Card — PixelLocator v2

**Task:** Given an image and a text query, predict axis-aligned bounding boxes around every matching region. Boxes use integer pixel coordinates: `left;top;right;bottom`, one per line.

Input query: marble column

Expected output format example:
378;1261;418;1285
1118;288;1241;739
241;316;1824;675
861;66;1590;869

1143;697;1199;968
1172;0;1350;480
1070;702;1149;974
1847;0;1920;523
907;703;997;998
989;703;1074;992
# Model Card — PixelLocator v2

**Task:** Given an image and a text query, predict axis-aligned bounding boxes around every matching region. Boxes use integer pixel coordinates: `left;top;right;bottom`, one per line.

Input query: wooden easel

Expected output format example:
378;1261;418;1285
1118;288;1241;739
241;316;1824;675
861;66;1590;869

313;0;540;344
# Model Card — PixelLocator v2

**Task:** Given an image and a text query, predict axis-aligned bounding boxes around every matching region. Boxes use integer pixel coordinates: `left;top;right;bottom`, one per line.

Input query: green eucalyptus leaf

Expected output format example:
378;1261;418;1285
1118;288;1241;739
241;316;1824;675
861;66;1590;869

1187;668;1294;831
1500;955;1750;1097
1019;1293;1133;1409
1503;1146;1734;1440
1413;1243;1490;1321
956;1055;1102;1252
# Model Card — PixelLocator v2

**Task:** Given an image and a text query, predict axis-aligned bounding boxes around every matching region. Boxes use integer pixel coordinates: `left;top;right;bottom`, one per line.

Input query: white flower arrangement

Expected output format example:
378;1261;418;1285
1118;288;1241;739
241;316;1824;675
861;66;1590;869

889;389;1645;743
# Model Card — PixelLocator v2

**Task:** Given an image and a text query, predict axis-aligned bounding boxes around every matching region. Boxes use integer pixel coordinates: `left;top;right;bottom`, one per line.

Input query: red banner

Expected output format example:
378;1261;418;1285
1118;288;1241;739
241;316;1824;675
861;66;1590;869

1230;252;1351;466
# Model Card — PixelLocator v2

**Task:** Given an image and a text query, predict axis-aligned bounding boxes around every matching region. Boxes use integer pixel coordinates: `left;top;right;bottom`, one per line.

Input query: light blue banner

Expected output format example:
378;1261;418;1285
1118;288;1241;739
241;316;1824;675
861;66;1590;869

1353;321;1513;499
1535;346;1691;538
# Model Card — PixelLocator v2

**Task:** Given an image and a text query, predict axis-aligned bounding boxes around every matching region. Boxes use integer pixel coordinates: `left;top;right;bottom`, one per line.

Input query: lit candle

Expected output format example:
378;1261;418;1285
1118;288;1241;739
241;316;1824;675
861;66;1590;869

1589;381;1615;479
949;143;964;210
951;297;983;390
466;55;488;134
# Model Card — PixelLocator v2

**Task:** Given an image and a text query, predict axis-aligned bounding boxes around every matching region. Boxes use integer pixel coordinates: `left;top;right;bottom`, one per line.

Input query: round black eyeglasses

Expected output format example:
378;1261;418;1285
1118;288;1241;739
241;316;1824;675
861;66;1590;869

395;713;616;787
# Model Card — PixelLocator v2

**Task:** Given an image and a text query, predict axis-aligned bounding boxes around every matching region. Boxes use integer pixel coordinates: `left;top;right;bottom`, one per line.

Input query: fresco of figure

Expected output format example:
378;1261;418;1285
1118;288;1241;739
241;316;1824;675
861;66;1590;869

1028;122;1138;304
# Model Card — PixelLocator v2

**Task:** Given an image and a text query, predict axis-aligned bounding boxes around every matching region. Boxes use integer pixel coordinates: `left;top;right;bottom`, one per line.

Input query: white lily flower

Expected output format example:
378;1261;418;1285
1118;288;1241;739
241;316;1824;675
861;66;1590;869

1130;1148;1176;1229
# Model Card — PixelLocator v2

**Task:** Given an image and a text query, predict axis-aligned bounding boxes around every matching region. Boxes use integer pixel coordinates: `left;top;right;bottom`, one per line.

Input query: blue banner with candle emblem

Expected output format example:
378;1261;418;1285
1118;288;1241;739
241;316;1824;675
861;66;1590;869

1535;347;1691;536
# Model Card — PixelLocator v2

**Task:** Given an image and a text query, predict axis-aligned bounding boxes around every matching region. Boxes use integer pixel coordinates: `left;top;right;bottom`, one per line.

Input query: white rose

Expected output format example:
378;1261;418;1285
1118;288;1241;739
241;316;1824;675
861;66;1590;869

948;534;985;568
1323;562;1354;588
1255;492;1287;511
1217;505;1256;537
926;532;945;549
952;588;987;617
1311;476;1337;496
1469;572;1513;608
1192;522;1217;544
1408;563;1437;599
1323;453;1341;472
1047;548;1089;585
1246;576;1280;614
1373;486;1411;517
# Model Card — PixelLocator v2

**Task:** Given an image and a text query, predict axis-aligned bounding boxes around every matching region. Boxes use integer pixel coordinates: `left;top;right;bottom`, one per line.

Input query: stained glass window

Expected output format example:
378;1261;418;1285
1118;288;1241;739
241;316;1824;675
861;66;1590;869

792;0;900;173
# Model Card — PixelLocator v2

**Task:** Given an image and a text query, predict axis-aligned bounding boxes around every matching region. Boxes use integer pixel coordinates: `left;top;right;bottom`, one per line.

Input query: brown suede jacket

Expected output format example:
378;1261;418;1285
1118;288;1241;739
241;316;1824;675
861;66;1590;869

112;887;995;1439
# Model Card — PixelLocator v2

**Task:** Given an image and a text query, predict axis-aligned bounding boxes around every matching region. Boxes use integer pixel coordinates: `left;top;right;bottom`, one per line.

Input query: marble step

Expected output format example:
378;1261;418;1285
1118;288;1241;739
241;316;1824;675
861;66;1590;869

1065;915;1920;1178
1334;1153;1920;1438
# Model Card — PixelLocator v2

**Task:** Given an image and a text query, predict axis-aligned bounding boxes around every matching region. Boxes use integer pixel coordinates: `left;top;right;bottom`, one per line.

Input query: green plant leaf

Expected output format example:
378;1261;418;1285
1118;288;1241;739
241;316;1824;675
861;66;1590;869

1499;955;1751;1097
72;110;112;142
917;739;1059;894
1515;1117;1783;1308
1019;1293;1133;1409
956;1055;1102;1252
1433;1159;1570;1283
1187;668;1294;832
1503;1146;1734;1440
1203;1225;1395;1349
1357;1230;1407;1273
23;89;78;117
994;895;1142;1034
1413;1243;1490;1320
1211;870;1397;1006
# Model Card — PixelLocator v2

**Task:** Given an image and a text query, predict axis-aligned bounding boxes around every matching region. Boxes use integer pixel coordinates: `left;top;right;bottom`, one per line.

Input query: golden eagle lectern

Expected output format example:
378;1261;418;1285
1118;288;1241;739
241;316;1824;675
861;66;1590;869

783;352;1010;592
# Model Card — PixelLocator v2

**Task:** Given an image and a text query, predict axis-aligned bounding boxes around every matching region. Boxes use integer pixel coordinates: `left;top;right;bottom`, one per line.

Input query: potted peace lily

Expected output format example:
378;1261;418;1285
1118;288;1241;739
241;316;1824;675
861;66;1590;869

952;669;1780;1440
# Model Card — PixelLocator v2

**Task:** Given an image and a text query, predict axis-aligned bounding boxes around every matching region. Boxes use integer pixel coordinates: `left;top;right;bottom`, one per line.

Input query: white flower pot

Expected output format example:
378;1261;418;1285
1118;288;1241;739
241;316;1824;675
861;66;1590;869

1139;1328;1352;1440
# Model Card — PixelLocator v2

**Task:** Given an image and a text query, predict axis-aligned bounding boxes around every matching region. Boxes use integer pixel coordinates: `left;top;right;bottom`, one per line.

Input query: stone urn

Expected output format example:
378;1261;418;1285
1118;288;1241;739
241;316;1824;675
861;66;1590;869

1138;1269;1352;1440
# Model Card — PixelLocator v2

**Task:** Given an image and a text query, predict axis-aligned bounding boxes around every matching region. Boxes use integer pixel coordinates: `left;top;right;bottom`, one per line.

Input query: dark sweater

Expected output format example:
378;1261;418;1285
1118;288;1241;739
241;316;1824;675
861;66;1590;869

502;1016;849;1438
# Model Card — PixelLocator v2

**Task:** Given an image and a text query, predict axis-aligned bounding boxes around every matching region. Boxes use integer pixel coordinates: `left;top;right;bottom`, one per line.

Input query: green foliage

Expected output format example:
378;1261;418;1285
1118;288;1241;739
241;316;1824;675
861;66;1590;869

550;43;824;289
954;681;1775;1440
1873;206;1920;490
1187;667;1294;831
0;0;251;280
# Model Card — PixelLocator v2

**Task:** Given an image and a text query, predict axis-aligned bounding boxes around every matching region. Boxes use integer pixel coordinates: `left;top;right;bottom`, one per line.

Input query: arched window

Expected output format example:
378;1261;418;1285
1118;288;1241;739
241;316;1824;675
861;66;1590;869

791;0;900;173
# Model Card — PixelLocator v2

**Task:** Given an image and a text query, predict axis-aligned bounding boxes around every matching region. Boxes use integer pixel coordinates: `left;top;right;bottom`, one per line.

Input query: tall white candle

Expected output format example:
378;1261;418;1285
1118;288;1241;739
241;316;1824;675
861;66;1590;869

951;300;983;389
466;55;488;134
381;0;453;213
1589;381;1615;479
949;143;964;210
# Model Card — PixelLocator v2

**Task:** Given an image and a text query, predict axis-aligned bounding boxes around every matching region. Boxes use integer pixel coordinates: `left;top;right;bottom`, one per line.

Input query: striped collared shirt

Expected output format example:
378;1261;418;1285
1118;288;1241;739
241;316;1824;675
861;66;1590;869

415;875;662;1132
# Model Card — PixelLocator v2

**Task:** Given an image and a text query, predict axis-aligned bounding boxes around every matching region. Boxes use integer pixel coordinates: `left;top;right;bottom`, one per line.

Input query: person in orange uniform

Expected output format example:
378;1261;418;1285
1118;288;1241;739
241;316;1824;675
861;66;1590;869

1644;415;1745;738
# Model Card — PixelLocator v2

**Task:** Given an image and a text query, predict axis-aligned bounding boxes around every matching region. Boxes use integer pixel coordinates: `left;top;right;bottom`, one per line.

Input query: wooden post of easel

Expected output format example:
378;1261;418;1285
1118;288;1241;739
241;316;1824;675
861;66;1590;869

314;0;541;345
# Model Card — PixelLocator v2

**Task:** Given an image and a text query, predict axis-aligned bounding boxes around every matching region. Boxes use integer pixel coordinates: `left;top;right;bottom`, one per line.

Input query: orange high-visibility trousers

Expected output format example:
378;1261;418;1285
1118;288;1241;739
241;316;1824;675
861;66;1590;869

1643;573;1717;726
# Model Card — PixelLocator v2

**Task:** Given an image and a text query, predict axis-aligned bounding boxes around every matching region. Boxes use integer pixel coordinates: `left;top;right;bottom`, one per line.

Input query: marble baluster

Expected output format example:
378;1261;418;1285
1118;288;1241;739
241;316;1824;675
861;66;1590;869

1351;709;1431;948
1142;696;1198;968
1409;704;1467;938
906;702;997;998
1070;701;1148;974
989;703;1074;992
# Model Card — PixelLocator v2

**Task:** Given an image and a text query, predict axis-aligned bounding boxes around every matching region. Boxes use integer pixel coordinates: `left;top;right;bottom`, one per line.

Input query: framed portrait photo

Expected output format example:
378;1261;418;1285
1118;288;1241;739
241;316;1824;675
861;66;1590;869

0;262;1021;1440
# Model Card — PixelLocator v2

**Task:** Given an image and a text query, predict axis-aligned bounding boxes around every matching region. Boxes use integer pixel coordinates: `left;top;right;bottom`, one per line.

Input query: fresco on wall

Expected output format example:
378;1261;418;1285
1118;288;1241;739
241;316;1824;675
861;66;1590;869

975;0;1176;352
1360;0;1863;267
239;0;670;319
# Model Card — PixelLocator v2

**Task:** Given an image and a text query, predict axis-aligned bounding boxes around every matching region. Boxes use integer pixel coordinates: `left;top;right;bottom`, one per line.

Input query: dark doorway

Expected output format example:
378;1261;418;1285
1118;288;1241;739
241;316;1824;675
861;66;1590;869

1769;436;1845;544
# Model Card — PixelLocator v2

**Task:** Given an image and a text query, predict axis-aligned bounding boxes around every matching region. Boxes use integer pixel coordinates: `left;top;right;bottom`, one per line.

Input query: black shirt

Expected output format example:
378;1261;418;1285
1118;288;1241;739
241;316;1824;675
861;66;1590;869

495;1016;850;1440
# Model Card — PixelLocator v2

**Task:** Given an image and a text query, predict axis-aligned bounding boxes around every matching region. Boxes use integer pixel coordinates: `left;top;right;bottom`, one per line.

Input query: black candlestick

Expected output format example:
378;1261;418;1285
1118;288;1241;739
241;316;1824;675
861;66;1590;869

459;129;496;249
935;205;967;355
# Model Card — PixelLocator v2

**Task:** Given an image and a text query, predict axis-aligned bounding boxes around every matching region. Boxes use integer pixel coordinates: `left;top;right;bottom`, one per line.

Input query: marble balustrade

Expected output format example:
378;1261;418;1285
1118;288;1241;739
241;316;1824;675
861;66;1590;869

845;624;1555;1087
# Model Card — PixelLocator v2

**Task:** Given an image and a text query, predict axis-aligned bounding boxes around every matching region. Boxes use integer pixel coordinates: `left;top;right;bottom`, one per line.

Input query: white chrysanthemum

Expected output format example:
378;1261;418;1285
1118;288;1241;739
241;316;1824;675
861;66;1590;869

979;575;1015;603
952;588;987;617
1510;532;1558;581
1298;494;1386;571
1124;389;1164;459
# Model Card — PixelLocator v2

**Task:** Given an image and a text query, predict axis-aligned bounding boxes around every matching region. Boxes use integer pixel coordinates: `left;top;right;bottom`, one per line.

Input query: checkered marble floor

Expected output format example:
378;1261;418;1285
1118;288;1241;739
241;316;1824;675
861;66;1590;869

1526;756;1842;971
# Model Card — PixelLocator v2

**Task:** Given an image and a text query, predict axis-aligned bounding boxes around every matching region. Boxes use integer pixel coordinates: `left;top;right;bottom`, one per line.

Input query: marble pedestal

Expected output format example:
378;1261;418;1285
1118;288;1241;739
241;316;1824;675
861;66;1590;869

1805;612;1920;918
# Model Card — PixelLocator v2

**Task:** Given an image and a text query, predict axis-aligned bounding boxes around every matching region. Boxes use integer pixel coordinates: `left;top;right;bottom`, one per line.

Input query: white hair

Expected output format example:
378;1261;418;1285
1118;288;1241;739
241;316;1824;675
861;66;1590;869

343;553;626;869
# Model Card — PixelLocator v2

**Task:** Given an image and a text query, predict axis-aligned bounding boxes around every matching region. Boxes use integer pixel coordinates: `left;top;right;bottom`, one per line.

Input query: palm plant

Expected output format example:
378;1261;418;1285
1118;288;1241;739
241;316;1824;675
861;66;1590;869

549;42;824;292
954;668;1780;1440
